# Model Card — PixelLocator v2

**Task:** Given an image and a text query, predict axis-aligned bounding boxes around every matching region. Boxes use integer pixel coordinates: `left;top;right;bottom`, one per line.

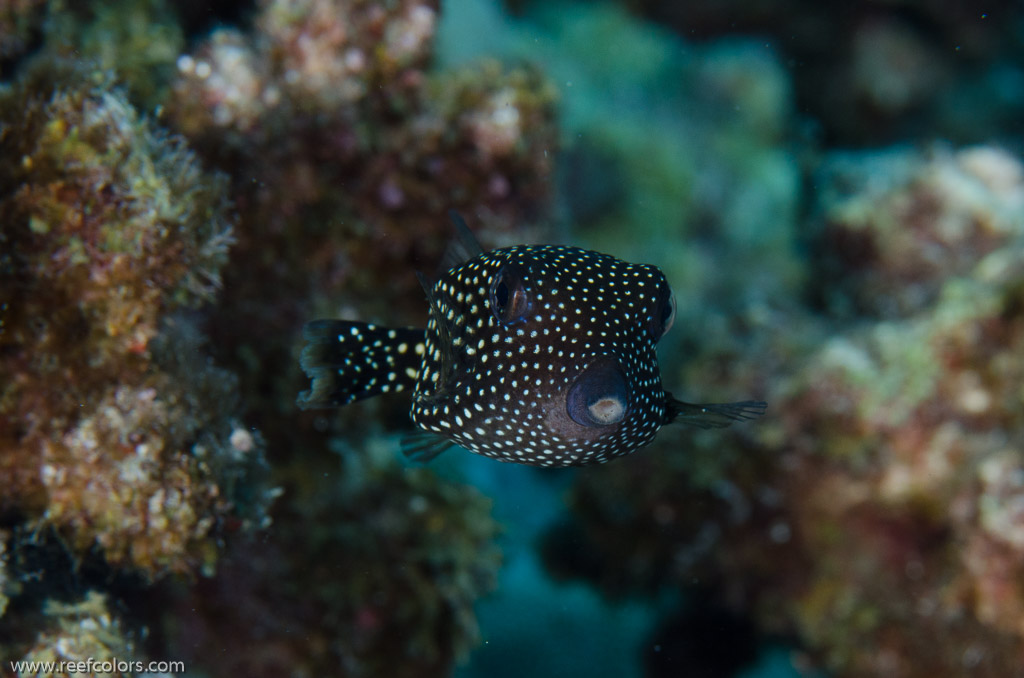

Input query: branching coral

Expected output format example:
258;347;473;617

0;60;272;579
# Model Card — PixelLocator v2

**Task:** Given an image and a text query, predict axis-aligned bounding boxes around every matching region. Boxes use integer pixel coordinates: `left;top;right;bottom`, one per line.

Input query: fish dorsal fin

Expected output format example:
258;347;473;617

440;210;484;272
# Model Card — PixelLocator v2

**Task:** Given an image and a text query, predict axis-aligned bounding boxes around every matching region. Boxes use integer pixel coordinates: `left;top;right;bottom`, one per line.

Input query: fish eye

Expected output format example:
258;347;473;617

566;357;629;427
648;286;676;339
494;279;510;308
490;264;531;326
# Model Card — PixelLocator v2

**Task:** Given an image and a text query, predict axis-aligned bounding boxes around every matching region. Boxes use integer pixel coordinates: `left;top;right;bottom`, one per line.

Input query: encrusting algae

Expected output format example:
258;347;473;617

0;58;273;581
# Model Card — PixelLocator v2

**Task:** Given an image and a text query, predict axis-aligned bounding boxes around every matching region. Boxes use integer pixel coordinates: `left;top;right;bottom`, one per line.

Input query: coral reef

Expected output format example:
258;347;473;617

164;0;556;275
164;440;501;678
543;144;1024;677
34;318;272;578
14;592;147;678
0;58;233;366
767;145;1024;676
7;1;1024;677
0;59;272;579
810;145;1024;318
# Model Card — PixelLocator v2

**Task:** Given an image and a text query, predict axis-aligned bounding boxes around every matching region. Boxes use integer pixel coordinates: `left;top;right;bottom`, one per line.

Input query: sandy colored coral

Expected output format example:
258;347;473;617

170;29;267;138
168;0;445;141
257;0;438;109
16;591;150;678
36;322;271;577
812;145;1024;318
0;60;271;579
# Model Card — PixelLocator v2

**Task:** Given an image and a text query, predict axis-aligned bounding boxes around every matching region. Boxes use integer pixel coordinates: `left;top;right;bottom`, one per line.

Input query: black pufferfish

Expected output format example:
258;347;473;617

298;214;765;467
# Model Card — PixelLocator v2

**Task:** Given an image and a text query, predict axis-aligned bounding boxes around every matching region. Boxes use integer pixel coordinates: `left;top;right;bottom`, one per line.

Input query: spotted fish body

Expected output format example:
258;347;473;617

298;215;765;467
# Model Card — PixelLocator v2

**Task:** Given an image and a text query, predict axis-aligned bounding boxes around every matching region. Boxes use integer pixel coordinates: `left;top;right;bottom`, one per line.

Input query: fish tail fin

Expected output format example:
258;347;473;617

297;320;426;409
665;396;766;429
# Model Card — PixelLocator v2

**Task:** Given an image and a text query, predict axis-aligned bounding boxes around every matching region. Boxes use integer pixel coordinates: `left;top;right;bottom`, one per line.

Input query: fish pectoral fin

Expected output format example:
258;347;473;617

416;269;466;393
400;431;456;464
416;270;437;305
666;396;767;429
296;320;425;409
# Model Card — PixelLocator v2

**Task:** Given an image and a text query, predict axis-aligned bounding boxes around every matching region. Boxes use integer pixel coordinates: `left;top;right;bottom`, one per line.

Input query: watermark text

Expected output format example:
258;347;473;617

8;657;184;675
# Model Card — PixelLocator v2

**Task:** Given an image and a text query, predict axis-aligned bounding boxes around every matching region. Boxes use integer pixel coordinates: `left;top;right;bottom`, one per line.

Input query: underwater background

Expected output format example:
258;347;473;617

2;0;1024;676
